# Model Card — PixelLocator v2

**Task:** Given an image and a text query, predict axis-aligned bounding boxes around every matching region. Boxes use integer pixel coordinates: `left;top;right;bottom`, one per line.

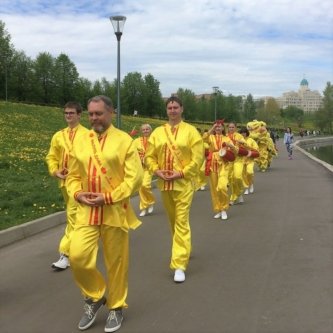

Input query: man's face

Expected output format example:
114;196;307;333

64;107;80;127
88;100;112;134
166;101;183;122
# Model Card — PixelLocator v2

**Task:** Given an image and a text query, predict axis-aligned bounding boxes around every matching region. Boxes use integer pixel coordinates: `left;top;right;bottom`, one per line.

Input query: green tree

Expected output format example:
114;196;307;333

281;105;304;128
9;51;34;102
75;78;93;107
54;53;80;105
0;21;14;100
257;98;281;125
224;94;241;123
144;73;163;118
122;72;145;116
315;82;333;133
91;80;103;96
176;88;197;120
197;95;210;122
33;52;56;104
100;77;116;101
243;94;256;121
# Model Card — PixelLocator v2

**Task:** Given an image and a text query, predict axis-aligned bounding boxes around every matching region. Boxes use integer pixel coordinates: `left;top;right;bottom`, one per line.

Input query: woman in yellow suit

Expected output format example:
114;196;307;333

227;122;246;205
239;127;259;195
133;124;155;217
66;96;143;332
203;120;236;220
145;96;204;283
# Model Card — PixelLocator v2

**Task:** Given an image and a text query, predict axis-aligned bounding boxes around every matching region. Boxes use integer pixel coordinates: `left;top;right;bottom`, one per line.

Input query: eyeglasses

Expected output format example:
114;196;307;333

64;112;76;116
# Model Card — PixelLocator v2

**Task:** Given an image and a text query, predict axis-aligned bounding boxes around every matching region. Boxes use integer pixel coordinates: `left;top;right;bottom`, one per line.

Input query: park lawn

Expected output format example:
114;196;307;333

0;101;171;231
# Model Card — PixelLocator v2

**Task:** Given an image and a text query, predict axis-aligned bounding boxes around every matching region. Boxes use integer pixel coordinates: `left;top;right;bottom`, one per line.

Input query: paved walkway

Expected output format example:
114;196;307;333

1;139;332;333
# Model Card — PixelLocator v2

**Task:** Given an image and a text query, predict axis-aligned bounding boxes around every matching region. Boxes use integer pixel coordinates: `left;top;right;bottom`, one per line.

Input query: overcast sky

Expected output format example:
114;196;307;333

1;0;332;98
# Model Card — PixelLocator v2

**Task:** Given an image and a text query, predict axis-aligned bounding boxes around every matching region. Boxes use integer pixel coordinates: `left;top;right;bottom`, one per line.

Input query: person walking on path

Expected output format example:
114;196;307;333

203;120;236;220
66;95;143;332
145;96;204;283
133;123;155;217
45;101;89;270
284;127;294;160
239;127;259;195
227;122;246;205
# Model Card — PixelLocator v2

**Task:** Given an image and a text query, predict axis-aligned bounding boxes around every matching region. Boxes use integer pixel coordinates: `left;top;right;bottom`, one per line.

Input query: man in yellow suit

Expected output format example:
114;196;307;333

66;95;143;332
145;96;204;283
46;101;88;270
133;123;155;217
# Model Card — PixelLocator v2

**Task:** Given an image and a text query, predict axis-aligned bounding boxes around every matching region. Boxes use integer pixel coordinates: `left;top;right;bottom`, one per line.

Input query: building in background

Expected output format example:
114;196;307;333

277;79;323;112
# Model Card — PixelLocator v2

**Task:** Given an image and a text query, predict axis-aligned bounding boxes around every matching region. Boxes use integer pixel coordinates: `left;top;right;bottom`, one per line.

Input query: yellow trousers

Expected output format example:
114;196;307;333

59;187;77;256
209;163;230;212
229;160;245;201
242;161;255;188
69;225;129;310
195;161;207;190
139;170;155;210
161;187;194;271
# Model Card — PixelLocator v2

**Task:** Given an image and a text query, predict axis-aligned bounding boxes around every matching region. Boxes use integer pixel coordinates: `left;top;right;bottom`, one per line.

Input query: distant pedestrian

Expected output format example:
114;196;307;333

283;127;294;160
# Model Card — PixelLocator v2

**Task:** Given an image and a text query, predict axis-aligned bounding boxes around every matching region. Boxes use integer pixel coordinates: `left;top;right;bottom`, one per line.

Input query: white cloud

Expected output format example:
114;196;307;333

1;0;332;97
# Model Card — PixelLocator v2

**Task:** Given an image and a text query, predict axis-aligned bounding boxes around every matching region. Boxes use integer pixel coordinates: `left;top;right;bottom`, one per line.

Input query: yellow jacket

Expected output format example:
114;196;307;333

66;126;143;230
145;121;204;191
45;124;88;188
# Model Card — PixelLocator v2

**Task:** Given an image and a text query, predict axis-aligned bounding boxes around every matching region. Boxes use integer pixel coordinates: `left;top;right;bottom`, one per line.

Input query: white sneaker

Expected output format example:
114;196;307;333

52;254;70;270
221;211;228;220
249;184;254;193
174;269;185;283
244;188;249;195
238;195;244;204
139;209;146;217
147;205;154;214
214;212;221;219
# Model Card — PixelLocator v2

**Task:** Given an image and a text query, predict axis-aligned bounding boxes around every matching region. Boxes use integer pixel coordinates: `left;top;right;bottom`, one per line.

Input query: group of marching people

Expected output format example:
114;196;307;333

192;118;277;221
45;95;277;333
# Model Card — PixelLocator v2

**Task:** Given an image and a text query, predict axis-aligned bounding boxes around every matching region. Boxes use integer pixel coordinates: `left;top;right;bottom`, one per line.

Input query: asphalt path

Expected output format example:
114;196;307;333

1;140;332;333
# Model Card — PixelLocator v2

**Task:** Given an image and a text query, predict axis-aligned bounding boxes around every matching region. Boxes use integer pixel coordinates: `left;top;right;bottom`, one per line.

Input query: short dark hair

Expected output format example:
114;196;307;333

64;101;83;114
87;95;114;111
165;96;183;107
239;127;249;136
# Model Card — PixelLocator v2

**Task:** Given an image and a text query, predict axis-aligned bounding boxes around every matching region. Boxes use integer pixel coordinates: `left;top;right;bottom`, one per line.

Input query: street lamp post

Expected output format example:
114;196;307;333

110;15;126;129
212;86;219;121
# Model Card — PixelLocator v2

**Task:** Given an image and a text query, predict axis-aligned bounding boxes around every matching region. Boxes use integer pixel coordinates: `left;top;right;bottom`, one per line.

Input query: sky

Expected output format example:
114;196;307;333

1;0;332;98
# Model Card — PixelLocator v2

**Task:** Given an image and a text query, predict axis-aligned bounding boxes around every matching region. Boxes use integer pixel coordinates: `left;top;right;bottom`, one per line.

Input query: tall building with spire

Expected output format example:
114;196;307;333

277;78;323;112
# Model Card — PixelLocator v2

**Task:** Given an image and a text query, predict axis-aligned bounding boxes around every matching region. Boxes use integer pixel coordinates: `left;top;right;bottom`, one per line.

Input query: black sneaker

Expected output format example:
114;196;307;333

104;308;123;332
78;297;106;330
